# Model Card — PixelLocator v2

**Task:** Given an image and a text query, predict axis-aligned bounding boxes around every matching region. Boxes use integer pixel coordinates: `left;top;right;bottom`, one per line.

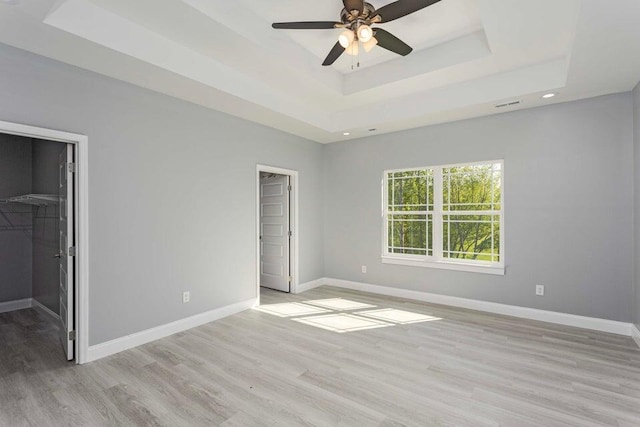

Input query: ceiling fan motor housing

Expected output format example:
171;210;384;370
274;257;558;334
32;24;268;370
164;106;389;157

341;2;376;23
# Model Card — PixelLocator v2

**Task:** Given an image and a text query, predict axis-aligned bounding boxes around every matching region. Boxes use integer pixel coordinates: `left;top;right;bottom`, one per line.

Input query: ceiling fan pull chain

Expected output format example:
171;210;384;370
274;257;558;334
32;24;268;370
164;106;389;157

351;46;354;70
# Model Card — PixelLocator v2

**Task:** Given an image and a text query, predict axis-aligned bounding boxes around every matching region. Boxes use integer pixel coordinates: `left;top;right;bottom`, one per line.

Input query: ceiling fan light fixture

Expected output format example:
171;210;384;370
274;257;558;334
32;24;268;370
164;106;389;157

338;30;355;48
357;25;373;43
272;0;443;66
345;40;359;56
363;36;378;52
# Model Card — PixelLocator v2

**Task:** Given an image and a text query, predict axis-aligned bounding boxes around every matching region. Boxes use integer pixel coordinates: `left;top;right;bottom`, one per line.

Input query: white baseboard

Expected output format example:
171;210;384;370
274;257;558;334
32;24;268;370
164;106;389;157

0;298;33;314
325;278;633;336
86;298;257;363
295;278;328;294
31;298;60;321
632;325;640;349
0;298;61;322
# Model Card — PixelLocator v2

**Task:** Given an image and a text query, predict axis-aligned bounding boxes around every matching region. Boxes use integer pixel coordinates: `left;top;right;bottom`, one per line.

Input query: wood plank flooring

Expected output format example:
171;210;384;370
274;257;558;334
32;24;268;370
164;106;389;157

2;285;640;426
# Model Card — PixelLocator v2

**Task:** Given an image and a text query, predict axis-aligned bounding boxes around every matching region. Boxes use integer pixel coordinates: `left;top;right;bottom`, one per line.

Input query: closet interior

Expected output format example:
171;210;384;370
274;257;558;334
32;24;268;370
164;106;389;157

0;132;69;361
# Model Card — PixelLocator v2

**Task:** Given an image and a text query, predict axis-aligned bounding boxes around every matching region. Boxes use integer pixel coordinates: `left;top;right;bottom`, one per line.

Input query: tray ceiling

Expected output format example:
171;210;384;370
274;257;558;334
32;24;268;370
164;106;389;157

0;0;639;143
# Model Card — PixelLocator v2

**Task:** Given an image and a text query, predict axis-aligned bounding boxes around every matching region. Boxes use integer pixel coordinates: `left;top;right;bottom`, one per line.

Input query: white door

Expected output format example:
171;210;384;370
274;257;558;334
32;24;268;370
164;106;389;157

260;173;291;292
58;145;75;361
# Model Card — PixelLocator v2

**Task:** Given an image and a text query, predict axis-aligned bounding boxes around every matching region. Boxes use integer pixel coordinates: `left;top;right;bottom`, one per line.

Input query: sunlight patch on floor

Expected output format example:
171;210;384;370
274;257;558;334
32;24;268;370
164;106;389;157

356;308;442;324
256;297;444;333
292;314;391;333
254;302;330;317
302;298;377;311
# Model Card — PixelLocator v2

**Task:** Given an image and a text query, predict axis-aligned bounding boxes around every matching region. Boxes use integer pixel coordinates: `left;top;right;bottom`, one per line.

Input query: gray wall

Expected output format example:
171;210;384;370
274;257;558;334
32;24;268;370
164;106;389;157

32;140;65;315
634;82;640;329
0;43;324;345
0;39;635;346
324;94;634;322
0;134;32;303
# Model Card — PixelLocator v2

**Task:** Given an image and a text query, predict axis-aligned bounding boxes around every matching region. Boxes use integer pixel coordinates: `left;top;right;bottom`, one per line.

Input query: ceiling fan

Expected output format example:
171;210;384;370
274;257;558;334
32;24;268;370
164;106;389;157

272;0;441;66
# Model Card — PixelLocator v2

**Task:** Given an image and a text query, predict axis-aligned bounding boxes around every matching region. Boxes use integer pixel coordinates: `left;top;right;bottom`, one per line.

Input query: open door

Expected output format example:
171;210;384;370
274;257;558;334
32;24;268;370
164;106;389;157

58;145;75;361
259;173;291;292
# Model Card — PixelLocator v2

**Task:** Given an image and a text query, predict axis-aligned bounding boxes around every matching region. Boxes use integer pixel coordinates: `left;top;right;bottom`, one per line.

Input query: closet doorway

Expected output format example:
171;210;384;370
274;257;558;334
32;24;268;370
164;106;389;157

0;121;88;364
256;165;298;300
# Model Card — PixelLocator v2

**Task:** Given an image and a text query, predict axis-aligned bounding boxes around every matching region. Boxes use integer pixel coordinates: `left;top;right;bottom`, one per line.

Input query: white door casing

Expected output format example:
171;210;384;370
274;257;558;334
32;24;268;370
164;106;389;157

0;120;88;364
59;145;75;360
259;173;290;292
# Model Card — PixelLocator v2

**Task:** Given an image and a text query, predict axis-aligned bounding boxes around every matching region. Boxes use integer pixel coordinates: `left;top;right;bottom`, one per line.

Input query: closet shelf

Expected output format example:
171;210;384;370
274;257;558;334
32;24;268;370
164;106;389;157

3;194;59;206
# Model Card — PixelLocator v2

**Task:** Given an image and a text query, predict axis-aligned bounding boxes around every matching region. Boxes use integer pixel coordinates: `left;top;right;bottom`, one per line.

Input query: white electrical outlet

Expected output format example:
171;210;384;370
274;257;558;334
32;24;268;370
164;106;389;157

535;285;545;296
361;265;367;273
182;291;190;303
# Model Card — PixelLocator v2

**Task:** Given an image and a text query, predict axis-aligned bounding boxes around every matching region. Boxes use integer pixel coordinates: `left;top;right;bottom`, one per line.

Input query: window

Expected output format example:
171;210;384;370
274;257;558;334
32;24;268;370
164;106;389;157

382;160;504;275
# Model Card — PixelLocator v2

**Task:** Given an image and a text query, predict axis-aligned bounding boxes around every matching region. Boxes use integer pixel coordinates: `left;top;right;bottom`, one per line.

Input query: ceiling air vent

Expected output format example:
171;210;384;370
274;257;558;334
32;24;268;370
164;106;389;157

495;100;521;108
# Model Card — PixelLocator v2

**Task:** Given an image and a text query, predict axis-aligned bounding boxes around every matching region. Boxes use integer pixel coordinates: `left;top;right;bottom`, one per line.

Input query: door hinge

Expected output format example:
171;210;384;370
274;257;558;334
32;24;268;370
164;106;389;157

68;330;76;341
68;246;77;257
288;230;292;237
288;276;292;283
68;162;77;173
287;185;292;191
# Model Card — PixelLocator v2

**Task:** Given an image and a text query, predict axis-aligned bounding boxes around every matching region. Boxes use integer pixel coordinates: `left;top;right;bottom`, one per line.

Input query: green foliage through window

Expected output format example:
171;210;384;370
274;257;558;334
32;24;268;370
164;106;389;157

384;162;502;265
442;163;501;262
387;170;433;256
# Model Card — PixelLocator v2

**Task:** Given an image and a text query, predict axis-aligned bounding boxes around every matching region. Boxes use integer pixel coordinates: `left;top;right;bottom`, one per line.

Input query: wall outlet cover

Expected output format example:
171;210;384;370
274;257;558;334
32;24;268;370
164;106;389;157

182;291;190;303
535;285;545;296
361;265;367;273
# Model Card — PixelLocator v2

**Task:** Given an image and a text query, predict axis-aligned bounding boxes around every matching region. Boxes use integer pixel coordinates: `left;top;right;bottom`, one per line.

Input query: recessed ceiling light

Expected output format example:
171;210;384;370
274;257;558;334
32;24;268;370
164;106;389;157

343;132;350;136
542;93;556;99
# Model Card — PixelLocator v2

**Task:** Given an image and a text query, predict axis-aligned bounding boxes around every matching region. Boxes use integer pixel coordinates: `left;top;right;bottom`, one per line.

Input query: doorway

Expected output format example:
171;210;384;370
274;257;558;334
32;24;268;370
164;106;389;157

256;165;298;300
0;120;88;364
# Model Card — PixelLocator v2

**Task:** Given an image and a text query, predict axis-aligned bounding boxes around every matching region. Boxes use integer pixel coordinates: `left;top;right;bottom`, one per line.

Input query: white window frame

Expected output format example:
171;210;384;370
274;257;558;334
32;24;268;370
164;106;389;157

381;160;505;275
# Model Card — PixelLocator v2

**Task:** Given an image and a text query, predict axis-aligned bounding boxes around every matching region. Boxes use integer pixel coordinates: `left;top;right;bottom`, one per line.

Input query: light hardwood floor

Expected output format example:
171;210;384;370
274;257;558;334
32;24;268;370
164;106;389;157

2;286;640;426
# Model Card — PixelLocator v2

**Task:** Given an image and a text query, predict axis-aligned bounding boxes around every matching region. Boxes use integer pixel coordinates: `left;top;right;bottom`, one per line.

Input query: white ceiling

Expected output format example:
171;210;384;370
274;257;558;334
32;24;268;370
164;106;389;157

0;0;639;143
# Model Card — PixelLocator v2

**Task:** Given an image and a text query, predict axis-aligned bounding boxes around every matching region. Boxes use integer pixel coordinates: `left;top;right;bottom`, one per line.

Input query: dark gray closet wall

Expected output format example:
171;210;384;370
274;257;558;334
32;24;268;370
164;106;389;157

0;134;32;303
32;140;65;314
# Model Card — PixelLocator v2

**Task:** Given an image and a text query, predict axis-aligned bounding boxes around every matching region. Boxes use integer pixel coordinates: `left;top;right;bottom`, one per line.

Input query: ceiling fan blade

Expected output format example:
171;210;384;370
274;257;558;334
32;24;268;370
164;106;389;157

374;29;413;56
343;0;365;14
322;41;345;66
272;21;341;29
375;0;441;23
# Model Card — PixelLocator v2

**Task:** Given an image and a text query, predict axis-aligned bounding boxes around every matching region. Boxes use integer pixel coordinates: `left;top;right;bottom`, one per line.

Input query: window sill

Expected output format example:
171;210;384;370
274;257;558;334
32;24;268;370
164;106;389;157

381;256;505;276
